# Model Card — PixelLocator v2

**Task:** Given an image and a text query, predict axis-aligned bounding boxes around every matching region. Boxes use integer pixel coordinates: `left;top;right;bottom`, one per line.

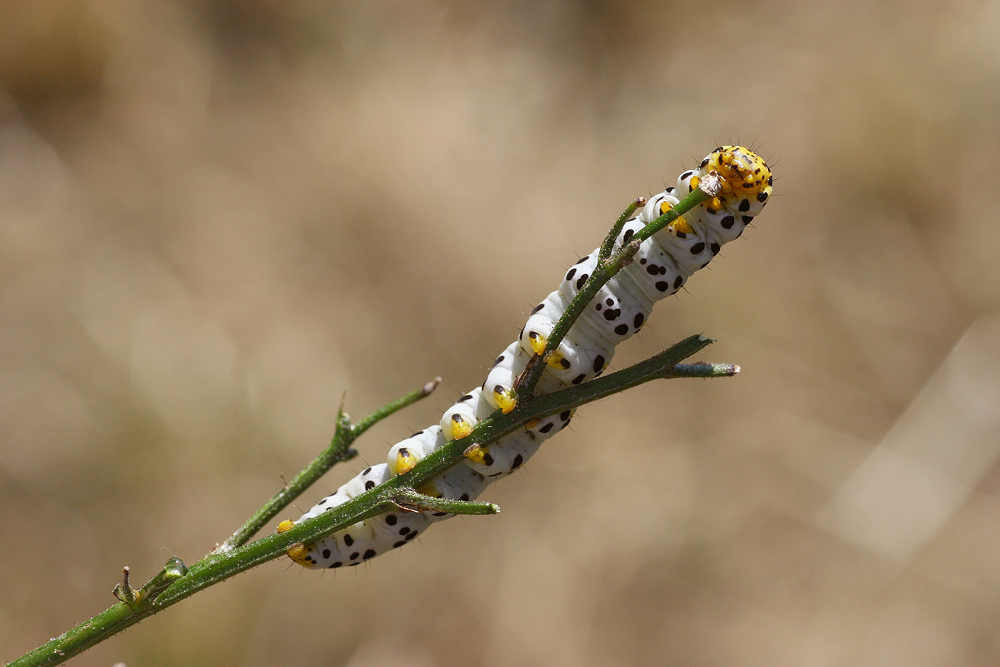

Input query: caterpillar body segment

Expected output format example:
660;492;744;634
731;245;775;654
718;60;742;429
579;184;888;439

285;146;771;569
482;338;568;414
387;427;443;476
519;290;615;386
286;463;435;569
420;463;490;504
464;429;542;478
611;217;688;301
640;193;716;276
440;388;495;441
557;254;655;348
482;341;526;414
337;462;390;499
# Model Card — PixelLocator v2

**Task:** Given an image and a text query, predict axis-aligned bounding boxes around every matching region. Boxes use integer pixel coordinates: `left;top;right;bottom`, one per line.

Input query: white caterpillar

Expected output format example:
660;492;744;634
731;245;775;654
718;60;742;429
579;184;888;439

280;146;772;569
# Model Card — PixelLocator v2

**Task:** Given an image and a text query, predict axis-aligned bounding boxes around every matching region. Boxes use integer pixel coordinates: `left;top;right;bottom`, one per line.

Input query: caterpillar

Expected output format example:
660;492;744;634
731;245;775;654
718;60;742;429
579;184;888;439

279;146;771;569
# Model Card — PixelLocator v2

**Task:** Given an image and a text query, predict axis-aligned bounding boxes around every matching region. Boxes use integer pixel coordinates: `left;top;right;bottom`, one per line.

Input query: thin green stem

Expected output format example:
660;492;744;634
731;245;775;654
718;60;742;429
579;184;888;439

391;488;499;515
598;197;645;262
215;379;440;553
668;362;740;378
353;378;441;436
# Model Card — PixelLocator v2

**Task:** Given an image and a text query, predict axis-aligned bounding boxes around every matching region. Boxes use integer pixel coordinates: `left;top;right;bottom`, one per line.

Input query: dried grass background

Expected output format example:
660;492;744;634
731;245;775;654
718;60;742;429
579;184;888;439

3;1;1000;666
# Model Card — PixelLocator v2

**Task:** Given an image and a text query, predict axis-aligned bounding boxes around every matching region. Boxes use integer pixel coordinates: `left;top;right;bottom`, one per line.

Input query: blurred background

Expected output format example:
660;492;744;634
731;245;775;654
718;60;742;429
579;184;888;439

2;1;1000;665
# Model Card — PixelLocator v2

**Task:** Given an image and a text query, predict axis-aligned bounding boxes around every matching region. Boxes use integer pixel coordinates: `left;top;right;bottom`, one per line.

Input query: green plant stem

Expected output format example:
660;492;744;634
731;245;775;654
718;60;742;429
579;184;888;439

215;378;440;553
8;333;733;667
668;361;739;378
517;184;714;399
598;197;645;262
390;488;499;515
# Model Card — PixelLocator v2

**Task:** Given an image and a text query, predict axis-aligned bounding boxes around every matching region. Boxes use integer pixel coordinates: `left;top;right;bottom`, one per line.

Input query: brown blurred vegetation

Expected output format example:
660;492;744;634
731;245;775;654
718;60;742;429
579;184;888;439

2;1;1000;665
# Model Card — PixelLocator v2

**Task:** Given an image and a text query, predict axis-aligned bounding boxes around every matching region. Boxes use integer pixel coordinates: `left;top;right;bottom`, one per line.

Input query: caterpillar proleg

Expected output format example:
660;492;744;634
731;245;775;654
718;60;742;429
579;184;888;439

281;146;771;569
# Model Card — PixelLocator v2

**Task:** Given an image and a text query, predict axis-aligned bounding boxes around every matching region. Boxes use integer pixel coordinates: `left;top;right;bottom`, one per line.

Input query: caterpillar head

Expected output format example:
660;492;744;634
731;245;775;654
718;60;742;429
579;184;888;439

698;145;772;204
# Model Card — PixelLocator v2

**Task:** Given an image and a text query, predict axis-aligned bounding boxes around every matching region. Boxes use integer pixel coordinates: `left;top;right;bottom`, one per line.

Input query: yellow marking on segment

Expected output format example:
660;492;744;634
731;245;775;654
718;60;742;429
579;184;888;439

493;386;517;414
545;350;565;368
417;482;442;498
391;447;419;475
276;519;296;533
528;331;547;355
670;217;694;235
449;415;474;440
659;201;695;235
464;445;488;465
286;543;313;566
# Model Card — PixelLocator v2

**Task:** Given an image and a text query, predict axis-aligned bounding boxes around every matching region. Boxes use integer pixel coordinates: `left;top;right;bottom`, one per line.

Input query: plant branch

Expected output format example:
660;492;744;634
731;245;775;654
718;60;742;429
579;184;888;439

391;488;499;515
215;378;440;553
8;332;730;667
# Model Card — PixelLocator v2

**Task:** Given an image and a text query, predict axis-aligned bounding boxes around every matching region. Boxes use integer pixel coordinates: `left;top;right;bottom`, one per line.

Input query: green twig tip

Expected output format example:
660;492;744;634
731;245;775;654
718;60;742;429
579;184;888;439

391;488;500;516
668;361;740;379
112;567;137;610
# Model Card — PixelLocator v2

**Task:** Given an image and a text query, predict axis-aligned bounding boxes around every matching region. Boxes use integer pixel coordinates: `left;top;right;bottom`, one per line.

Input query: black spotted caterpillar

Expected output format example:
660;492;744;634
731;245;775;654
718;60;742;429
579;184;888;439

278;146;772;569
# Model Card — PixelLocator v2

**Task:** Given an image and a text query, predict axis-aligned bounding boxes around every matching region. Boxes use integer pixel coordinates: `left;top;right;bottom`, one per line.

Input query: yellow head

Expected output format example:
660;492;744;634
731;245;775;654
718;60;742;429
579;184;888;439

702;145;772;203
